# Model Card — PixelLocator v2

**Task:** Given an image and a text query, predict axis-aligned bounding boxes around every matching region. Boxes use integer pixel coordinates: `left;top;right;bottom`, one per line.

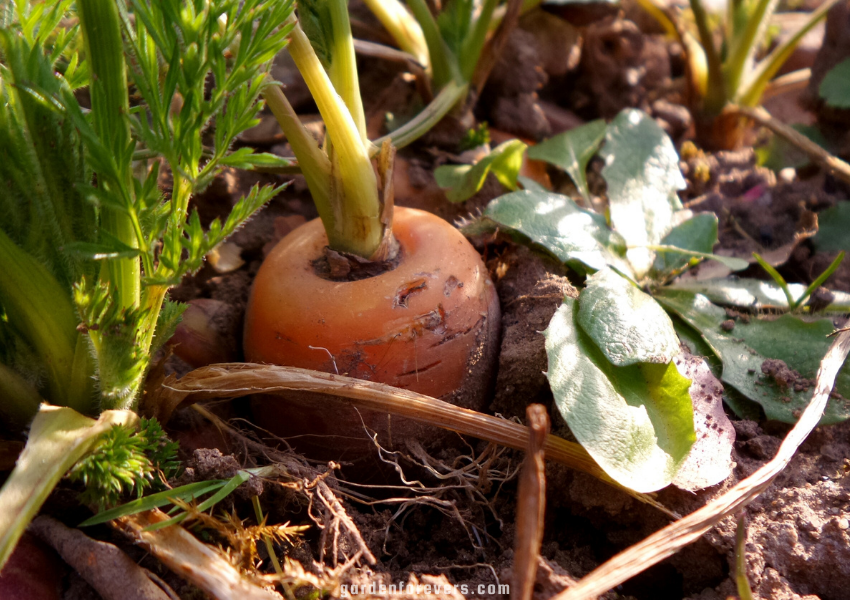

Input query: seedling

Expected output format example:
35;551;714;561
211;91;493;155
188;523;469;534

641;0;840;148
752;251;845;310
0;0;294;567
360;0;524;141
467;109;850;491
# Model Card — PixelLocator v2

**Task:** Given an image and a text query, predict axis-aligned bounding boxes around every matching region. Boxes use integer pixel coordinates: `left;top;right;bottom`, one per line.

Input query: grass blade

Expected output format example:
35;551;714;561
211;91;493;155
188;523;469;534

79;480;227;527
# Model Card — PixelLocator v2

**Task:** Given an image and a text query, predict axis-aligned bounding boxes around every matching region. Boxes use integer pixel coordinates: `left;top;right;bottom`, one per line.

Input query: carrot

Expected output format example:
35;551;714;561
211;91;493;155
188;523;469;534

245;2;502;465
244;207;500;460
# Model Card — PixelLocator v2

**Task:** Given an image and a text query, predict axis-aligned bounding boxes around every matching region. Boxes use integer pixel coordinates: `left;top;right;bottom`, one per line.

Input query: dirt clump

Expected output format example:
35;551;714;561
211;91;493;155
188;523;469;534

569;17;671;119
761;359;815;393
490;245;576;426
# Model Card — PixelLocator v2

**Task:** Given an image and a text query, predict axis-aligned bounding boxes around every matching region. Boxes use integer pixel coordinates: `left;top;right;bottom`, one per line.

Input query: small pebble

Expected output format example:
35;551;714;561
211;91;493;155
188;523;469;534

779;168;796;183
838;518;849;530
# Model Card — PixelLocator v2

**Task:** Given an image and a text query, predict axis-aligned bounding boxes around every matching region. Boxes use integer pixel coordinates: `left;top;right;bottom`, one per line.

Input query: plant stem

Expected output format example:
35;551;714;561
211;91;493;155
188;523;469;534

738;0;839;106
459;0;499;82
326;0;367;144
362;0;429;67
688;0;727;114
287;23;383;258
262;85;334;222
372;79;469;150
471;0;523;96
406;0;459;90
77;0;140;310
727;104;850;185
723;0;780;101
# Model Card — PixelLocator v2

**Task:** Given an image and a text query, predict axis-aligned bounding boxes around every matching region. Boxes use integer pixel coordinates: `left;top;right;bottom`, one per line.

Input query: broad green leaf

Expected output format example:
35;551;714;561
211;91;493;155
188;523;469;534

656;289;850;424
527;119;606;201
665;278;850;312
670;353;734;491
601;109;686;278
651;213;718;276
671;315;764;421
577;267;679;366
820;58;850;109
435;139;528;203
484;190;633;276
545;298;695;492
813;201;850;253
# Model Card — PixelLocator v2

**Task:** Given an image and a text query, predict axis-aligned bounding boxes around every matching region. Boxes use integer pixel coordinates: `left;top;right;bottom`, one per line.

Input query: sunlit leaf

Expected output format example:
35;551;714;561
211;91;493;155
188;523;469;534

665;278;850;312
656;289;850;424
577;267;680;366
484;190;633;276
545;298;695;492
527;119;606;201
601;109;686;278
435;139;528;203
651;213;718;277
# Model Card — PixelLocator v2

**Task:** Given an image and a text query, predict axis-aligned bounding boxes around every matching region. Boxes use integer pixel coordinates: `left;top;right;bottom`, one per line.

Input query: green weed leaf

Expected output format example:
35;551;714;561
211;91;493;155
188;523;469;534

813;201;850;253
545;298;695;492
656;289;850;424
820;58;850;109
435;139;527;202
483;190;632;276
601;109;686;278
651;213;718;277
577;268;680;366
527;119;606;201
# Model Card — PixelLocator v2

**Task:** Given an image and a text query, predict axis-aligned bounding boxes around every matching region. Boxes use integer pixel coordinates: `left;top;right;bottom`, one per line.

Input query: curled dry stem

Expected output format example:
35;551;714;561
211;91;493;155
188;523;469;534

553;327;850;600
161;364;676;517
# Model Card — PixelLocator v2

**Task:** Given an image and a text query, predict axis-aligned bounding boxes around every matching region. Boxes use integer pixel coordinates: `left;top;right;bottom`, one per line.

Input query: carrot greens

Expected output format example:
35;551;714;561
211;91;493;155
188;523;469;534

0;0;295;568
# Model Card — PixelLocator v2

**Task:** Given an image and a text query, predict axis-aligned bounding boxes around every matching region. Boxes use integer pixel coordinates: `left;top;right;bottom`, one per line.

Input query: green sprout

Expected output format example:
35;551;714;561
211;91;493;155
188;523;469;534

360;0;525;139
640;0;840;148
752;250;845;310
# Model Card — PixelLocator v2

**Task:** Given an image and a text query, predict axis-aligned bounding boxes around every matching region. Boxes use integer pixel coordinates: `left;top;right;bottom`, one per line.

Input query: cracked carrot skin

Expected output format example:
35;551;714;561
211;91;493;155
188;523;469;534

243;206;500;403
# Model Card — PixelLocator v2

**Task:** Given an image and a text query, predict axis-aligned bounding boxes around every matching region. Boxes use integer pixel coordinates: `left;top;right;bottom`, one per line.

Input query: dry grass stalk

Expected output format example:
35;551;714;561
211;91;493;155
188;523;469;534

116;507;283;600
727;104;850;184
162;364;676;517
191;404;378;567
553;328;850;600
511;404;549;600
